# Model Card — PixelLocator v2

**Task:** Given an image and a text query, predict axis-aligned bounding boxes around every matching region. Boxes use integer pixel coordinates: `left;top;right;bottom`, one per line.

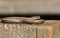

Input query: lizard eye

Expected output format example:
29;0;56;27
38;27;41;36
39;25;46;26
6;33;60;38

35;16;40;18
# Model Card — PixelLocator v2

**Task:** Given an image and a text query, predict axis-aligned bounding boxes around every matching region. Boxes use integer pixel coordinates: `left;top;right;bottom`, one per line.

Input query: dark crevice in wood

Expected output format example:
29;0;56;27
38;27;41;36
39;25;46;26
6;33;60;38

0;15;60;20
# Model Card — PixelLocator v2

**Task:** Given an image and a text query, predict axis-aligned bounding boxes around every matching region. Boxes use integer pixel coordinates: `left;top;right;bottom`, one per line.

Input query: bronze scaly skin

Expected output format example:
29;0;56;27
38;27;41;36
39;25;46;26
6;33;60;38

1;16;44;24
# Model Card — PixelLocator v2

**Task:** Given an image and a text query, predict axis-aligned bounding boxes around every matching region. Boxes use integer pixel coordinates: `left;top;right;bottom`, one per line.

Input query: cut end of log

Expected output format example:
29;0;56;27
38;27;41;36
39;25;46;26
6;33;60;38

4;24;10;30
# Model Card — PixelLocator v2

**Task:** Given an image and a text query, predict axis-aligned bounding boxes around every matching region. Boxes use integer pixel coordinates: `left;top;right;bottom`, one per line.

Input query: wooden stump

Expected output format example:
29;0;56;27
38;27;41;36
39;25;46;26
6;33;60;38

0;20;60;38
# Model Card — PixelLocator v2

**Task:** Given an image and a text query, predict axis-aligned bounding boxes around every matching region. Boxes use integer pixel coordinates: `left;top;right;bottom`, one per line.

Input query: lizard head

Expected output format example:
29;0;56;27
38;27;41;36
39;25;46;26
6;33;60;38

30;16;40;20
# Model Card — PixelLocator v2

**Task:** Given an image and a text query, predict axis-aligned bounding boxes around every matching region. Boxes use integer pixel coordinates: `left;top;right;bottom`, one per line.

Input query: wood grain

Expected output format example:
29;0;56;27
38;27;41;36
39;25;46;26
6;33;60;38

0;0;60;14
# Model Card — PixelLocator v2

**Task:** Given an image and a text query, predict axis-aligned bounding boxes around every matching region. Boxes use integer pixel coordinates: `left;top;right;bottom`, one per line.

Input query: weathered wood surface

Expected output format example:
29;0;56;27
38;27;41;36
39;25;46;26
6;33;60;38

0;0;60;14
0;20;60;38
